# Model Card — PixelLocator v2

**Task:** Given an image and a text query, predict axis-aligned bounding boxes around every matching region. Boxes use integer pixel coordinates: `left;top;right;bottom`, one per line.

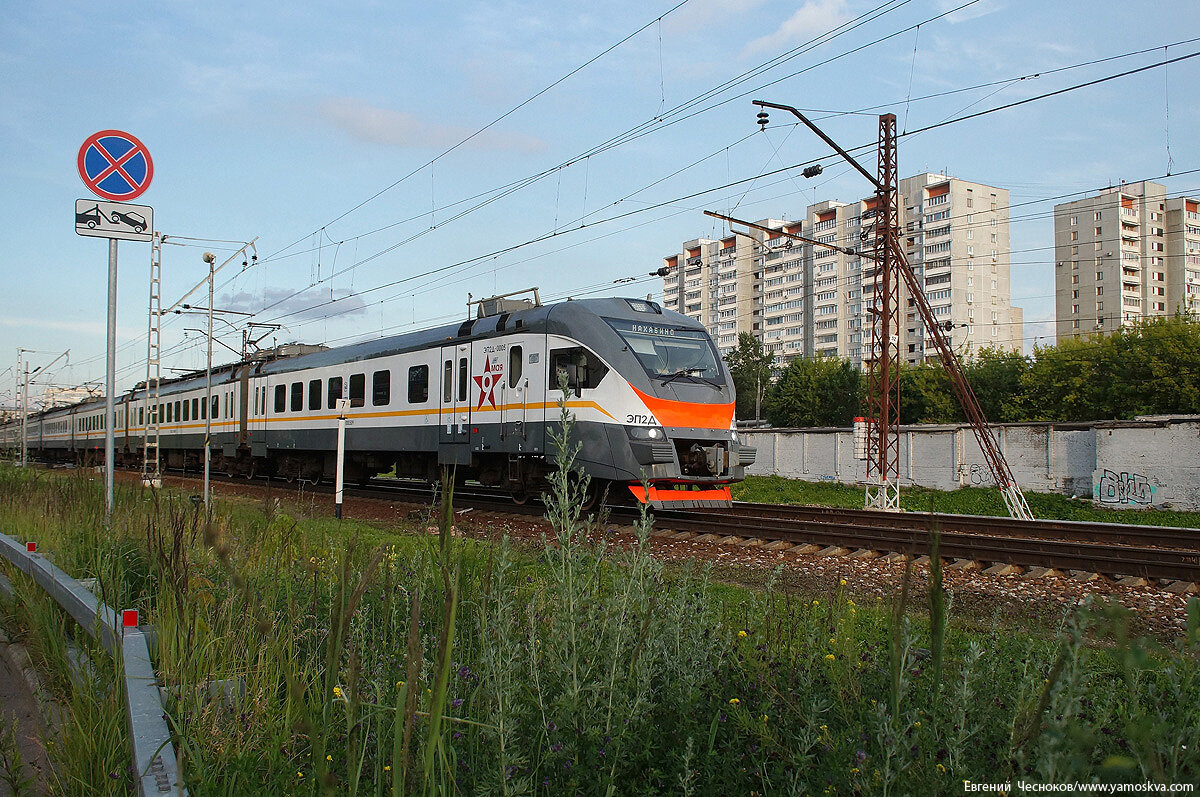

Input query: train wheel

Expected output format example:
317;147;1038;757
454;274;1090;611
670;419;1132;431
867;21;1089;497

575;477;602;513
511;487;529;506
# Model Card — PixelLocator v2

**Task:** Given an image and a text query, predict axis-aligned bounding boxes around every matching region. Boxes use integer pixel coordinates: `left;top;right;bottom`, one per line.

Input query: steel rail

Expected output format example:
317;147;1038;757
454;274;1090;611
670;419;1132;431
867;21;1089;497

652;510;1200;582
727;503;1200;549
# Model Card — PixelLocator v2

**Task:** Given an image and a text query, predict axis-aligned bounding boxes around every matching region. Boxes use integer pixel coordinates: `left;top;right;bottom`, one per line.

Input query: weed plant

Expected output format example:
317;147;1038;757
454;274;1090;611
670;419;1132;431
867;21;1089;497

0;418;1198;793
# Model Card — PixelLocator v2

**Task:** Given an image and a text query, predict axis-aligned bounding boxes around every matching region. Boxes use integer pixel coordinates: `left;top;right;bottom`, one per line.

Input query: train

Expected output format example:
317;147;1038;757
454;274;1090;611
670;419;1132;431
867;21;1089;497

0;294;754;509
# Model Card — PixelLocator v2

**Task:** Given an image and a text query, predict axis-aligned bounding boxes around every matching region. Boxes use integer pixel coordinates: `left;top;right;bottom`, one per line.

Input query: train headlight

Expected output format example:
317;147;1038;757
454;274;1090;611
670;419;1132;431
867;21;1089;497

626;426;666;440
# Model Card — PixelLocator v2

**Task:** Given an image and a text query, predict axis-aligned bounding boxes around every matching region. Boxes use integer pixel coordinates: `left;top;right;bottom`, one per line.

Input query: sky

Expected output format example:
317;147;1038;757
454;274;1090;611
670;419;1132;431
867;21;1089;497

1;0;1197;407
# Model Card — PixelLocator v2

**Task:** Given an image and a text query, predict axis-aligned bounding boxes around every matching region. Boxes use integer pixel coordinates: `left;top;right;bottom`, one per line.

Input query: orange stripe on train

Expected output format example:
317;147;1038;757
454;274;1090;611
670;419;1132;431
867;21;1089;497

629;385;734;430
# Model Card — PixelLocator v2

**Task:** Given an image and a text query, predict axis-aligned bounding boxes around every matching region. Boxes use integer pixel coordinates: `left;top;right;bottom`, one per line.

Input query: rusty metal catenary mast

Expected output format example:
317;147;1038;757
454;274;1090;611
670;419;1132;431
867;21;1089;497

864;113;902;511
744;100;1034;520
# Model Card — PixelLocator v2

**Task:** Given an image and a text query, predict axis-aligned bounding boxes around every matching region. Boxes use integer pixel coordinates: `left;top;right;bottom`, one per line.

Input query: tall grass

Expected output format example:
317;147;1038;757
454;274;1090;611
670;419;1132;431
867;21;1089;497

0;423;1198;794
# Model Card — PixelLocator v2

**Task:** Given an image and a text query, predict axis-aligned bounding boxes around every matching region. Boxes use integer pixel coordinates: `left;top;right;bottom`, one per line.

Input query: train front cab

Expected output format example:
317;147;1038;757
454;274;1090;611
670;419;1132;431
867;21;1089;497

541;298;753;511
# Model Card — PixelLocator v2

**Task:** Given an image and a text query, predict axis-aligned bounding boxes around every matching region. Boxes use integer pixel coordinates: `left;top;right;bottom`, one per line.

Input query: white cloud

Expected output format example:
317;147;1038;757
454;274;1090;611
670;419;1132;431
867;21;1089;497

742;0;850;58
314;96;547;153
220;287;368;322
934;0;1004;24
665;0;772;34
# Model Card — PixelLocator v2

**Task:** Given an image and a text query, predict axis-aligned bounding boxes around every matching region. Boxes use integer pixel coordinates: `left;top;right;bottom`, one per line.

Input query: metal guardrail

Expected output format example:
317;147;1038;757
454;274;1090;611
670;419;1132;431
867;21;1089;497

0;532;185;796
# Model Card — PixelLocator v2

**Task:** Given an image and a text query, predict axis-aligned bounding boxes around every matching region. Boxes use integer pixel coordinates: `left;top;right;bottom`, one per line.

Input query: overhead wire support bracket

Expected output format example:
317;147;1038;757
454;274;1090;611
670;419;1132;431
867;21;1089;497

752;100;882;192
703;210;864;257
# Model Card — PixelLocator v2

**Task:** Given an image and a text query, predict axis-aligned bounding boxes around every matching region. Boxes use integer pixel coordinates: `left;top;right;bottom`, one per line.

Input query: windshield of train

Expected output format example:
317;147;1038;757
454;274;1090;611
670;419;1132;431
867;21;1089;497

605;319;722;382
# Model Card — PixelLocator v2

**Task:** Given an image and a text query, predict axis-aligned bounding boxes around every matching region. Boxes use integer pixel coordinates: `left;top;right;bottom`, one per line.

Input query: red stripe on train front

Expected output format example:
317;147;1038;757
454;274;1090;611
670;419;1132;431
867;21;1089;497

628;484;732;509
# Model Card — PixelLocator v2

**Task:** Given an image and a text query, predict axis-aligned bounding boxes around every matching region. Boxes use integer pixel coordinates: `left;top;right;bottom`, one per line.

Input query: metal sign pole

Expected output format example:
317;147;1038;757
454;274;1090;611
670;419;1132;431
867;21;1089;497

105;239;118;524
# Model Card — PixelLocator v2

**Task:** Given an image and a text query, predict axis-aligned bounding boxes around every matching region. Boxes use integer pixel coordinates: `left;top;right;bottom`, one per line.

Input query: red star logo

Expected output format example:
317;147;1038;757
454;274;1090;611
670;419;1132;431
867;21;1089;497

473;357;502;409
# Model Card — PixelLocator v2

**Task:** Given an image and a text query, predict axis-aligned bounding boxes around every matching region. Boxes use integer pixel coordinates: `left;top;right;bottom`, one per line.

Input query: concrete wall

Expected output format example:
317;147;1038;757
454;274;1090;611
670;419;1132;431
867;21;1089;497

742;416;1200;511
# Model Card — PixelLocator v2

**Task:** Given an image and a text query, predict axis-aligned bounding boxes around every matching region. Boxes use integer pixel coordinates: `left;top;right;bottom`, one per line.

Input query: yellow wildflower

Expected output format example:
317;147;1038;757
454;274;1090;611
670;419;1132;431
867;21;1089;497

914;721;921;728
812;600;820;607
297;771;304;779
839;578;847;586
825;654;836;661
384;765;392;772
738;630;748;638
936;764;946;774
729;697;740;706
761;714;769;723
850;767;860;775
847;600;856;607
326;755;333;762
829;637;837;646
333;686;344;699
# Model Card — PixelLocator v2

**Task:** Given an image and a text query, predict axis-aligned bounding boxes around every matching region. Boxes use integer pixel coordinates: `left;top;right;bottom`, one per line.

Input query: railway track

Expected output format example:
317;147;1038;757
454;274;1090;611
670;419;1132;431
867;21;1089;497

351;479;1200;584
122;468;1200;586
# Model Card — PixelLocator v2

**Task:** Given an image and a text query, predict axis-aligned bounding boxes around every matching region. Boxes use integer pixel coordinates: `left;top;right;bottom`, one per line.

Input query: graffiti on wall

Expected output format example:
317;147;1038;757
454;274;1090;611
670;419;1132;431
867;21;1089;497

957;463;994;486
1094;469;1157;506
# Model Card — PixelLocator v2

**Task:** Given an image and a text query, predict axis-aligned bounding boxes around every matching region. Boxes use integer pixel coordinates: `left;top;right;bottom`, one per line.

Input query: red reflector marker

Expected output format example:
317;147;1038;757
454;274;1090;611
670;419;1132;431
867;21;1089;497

122;609;139;628
26;542;37;553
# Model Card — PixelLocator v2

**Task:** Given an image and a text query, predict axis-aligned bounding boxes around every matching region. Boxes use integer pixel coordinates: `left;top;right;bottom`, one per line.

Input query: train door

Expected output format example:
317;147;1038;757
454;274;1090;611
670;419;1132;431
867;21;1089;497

247;371;268;457
438;343;472;464
508;335;545;455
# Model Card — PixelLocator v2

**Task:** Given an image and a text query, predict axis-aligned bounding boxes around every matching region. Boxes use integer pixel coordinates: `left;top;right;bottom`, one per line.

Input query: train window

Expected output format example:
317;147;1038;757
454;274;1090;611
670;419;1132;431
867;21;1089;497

175;401;181;423
372;371;390;406
290;382;303;412
193;398;200;420
138;408;144;426
183;400;190;422
274;385;286;414
211;396;218;419
349;374;366;407
309;380;322;411
509;346;523;388
443;361;452;402
327;377;343;409
457;358;467;402
408;365;429;404
549;347;609;394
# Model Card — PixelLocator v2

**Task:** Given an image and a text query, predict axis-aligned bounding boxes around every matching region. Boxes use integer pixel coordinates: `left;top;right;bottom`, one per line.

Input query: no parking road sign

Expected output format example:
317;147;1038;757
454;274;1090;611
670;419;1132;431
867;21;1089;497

77;130;153;201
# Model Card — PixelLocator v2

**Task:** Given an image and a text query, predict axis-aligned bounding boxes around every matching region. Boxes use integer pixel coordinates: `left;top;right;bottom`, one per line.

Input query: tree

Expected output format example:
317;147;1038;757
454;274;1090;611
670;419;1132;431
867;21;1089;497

961;347;1030;423
1017;315;1200;422
898;362;960;424
764;355;862;427
723;333;775;421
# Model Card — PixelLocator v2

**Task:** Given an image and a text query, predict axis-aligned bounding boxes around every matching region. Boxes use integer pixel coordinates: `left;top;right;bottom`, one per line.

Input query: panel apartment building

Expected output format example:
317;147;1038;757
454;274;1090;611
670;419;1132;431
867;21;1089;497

660;173;1023;367
1053;181;1200;340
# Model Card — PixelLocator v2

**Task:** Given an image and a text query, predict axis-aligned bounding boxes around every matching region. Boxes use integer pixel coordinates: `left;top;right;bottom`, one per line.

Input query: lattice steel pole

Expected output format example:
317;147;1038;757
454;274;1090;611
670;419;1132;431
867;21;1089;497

864;113;902;511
